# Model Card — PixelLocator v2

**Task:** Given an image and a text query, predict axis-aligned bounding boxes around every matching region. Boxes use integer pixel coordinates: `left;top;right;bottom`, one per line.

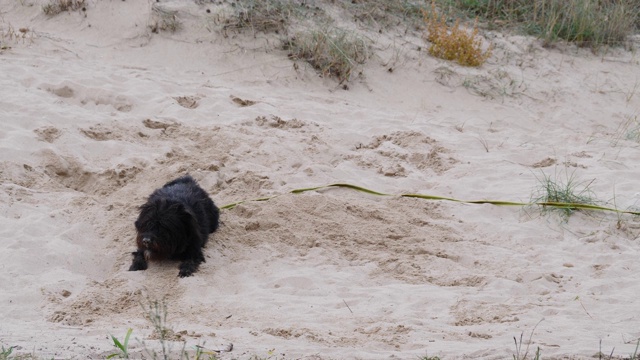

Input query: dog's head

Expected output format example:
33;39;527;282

134;197;198;260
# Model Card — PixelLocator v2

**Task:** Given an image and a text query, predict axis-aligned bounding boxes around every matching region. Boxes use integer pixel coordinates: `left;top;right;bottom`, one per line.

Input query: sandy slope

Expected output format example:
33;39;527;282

1;0;640;359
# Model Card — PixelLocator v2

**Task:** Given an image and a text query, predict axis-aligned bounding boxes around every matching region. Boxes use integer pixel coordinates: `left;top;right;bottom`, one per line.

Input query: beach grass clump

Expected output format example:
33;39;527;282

423;0;492;66
42;0;85;16
531;170;599;220
529;0;639;47
285;27;371;83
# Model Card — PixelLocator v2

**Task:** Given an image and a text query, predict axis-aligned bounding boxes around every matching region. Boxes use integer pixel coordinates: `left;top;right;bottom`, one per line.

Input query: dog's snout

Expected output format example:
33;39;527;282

142;237;151;245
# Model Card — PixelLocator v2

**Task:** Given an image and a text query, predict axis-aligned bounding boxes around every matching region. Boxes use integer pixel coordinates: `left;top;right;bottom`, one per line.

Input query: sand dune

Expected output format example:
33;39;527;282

1;1;640;359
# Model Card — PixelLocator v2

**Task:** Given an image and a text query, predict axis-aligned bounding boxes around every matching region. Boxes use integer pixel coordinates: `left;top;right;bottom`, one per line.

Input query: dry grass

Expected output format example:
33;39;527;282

612;113;640;147
424;0;492;66
42;0;85;16
0;24;33;48
531;0;639;47
285;27;371;84
338;0;424;30
150;4;182;34
220;0;323;35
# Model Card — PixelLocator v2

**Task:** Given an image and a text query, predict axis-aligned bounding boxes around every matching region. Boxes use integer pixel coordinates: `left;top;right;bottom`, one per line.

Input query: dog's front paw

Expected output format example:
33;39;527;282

129;262;147;271
178;261;198;277
129;252;148;271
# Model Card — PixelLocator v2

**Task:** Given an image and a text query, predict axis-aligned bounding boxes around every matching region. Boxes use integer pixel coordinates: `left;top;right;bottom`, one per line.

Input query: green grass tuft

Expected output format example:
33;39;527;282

531;170;600;220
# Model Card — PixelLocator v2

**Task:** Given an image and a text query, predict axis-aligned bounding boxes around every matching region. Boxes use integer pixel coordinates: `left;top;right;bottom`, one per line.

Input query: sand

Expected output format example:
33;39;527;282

1;1;640;359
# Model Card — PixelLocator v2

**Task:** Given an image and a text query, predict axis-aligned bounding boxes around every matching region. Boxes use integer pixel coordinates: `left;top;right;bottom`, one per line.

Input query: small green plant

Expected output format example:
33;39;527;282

107;328;133;359
42;0;85;16
1;345;15;360
285;27;370;84
423;0;492;67
531;170;599;220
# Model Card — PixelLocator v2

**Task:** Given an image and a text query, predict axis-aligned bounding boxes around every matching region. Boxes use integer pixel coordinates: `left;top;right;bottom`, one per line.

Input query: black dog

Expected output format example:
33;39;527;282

129;175;219;277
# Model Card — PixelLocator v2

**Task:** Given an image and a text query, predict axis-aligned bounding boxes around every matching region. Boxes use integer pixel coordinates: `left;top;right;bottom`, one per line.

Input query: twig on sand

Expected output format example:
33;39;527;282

343;299;353;314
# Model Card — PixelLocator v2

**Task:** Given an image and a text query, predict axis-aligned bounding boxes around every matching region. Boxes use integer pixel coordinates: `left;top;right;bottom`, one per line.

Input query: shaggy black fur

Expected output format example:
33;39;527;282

128;175;219;277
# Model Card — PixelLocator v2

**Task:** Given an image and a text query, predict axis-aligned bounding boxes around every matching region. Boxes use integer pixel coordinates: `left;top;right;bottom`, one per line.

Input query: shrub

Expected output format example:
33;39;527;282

423;0;492;66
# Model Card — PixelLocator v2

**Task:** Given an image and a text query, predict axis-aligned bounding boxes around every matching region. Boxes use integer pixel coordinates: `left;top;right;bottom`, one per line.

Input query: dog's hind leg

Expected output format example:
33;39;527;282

129;250;148;271
205;199;220;234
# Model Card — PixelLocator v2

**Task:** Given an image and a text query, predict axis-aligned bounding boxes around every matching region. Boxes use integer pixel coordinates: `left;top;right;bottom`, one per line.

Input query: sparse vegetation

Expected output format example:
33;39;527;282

217;1;373;83
611;113;640;147
0;24;33;48
220;0;311;35
140;297;173;360
423;0;492;66
531;170;600;220
42;0;85;16
151;4;183;33
338;0;424;30
624;115;640;143
419;355;441;360
285;27;371;84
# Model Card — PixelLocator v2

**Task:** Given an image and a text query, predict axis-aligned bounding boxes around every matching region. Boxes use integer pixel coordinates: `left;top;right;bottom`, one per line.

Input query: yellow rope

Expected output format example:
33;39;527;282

220;183;640;216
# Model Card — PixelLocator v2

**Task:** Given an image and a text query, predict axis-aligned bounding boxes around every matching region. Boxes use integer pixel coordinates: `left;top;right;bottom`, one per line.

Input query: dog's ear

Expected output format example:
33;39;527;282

139;198;165;212
178;204;197;220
